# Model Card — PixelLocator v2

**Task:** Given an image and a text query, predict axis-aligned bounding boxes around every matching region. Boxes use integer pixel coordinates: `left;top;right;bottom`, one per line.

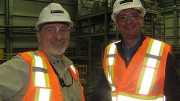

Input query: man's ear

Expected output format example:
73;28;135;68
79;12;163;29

116;23;119;31
141;17;144;27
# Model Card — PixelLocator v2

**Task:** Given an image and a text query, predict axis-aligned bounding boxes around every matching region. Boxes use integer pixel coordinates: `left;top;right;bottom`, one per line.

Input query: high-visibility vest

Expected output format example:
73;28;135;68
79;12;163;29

103;37;171;101
20;50;85;101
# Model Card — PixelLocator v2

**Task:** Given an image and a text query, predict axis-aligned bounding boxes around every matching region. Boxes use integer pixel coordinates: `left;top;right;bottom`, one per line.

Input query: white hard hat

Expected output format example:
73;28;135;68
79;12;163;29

111;0;146;22
36;3;73;30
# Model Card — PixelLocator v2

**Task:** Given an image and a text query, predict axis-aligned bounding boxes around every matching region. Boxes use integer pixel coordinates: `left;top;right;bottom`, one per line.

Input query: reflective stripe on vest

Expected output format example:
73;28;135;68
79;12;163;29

22;51;84;101
137;40;165;95
29;52;51;101
69;65;79;81
106;41;120;91
70;65;77;75
30;52;78;101
106;39;165;101
113;94;165;101
33;54;49;87
34;88;52;101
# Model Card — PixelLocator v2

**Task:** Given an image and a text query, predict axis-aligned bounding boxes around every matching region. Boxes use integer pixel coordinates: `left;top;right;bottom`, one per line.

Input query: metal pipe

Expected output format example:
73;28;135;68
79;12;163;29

0;25;35;28
5;0;9;25
24;0;76;6
5;0;10;55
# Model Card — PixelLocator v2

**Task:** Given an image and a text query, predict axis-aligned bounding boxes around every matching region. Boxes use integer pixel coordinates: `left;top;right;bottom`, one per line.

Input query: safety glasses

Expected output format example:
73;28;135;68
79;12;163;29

116;13;142;22
42;25;69;34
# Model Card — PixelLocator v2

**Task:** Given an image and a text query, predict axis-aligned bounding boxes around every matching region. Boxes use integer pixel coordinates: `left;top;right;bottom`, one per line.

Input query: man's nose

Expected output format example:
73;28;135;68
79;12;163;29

56;32;64;39
126;16;132;23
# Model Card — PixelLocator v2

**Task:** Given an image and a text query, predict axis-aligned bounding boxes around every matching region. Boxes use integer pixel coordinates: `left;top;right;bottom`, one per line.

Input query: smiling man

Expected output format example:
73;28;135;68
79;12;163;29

36;23;70;58
0;3;85;101
91;0;179;101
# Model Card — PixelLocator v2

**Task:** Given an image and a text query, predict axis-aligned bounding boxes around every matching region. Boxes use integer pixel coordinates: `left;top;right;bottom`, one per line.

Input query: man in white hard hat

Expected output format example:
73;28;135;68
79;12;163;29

91;0;179;101
0;3;85;101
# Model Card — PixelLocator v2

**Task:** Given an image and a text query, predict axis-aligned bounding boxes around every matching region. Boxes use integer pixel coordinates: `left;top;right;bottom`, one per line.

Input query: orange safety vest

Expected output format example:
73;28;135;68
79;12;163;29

20;50;85;101
103;37;171;101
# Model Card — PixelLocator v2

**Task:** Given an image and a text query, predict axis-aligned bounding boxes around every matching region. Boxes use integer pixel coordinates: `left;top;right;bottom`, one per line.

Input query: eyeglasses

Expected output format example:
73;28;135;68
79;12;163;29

116;13;142;22
42;26;69;34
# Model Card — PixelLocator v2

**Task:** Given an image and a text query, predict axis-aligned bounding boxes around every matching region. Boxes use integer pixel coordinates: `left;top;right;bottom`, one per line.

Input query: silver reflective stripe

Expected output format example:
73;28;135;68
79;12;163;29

115;95;165;101
38;88;51;101
145;54;161;60
139;40;162;94
107;43;116;85
33;67;48;73
107;69;113;85
139;67;155;94
70;65;76;74
108;43;116;66
112;96;117;101
111;84;116;91
149;40;162;56
34;55;46;87
107;41;120;91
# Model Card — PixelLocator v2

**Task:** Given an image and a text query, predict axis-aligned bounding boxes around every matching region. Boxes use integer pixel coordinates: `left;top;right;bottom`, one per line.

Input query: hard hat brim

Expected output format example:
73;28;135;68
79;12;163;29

111;7;146;22
35;20;73;31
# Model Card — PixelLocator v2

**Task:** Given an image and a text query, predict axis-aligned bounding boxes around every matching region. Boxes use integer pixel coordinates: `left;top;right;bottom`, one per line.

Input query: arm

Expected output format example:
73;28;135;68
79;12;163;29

89;72;111;101
0;55;30;100
164;53;179;101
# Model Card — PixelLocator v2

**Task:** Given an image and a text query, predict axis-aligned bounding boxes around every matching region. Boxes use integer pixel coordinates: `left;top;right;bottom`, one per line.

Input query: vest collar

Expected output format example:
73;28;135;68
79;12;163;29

46;54;73;68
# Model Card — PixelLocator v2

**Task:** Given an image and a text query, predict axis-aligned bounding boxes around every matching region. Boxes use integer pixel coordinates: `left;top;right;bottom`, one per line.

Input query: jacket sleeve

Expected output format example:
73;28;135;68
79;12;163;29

89;72;111;101
164;53;179;101
0;55;30;100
